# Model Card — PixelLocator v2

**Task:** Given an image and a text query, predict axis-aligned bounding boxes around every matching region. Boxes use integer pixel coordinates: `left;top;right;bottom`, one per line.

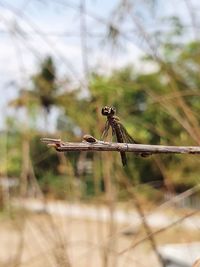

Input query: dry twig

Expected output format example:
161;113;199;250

41;137;200;155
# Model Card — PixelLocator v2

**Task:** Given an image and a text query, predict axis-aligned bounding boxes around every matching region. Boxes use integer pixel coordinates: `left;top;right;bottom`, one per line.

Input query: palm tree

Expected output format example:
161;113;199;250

9;56;59;196
31;56;57;130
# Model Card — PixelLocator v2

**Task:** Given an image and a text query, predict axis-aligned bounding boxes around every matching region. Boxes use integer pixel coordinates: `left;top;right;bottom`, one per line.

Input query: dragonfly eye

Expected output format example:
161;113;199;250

110;107;116;115
101;106;110;115
102;106;116;116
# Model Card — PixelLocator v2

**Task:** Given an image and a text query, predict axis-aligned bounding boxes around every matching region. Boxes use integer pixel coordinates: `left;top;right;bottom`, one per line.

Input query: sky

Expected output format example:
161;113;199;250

0;0;199;131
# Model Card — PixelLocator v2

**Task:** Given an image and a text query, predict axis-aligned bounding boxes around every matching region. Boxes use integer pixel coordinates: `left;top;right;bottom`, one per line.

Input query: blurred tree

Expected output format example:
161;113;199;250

8;56;61;196
4;17;200;199
31;56;57;130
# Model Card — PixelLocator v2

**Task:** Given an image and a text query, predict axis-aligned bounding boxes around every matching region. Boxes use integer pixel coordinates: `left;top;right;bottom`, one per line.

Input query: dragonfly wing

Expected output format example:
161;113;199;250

112;127;116;140
101;120;110;140
119;123;151;157
118;122;138;144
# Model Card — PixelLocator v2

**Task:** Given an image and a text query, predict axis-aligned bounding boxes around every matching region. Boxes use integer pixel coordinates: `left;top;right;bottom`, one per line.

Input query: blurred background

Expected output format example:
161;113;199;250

1;0;200;266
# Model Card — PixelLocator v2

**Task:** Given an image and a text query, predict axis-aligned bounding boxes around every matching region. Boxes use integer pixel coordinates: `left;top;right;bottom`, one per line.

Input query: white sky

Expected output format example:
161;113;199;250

0;0;200;130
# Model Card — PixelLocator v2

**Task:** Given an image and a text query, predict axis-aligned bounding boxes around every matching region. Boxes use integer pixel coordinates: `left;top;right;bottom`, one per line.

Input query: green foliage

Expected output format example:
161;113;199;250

32;56;57;113
4;29;200;200
0;130;22;177
38;173;68;199
31;135;60;178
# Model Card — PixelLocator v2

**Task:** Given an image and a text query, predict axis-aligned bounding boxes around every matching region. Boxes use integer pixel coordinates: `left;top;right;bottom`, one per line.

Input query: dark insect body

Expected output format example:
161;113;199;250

101;106;138;166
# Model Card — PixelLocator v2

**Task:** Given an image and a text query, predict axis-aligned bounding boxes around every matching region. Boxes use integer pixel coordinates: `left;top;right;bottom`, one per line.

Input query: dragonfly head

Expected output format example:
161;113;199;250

101;106;116;116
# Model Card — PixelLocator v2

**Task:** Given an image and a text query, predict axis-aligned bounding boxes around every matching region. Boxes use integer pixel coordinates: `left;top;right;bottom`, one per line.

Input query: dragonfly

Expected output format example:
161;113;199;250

101;106;149;166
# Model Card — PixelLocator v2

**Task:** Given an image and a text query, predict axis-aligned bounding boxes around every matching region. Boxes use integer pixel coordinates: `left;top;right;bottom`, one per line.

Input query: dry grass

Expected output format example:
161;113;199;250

0;206;199;267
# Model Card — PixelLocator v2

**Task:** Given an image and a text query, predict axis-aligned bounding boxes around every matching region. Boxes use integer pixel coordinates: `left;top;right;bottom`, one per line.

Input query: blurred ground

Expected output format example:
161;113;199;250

0;200;199;267
0;212;158;267
14;198;200;230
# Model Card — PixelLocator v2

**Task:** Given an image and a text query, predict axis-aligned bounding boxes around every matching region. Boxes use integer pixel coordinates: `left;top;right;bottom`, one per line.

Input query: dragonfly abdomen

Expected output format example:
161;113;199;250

108;117;127;166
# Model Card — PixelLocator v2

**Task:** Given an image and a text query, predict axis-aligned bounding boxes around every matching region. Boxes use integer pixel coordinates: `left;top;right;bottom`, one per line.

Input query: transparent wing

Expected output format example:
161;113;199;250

101;120;111;140
112;127;116;140
118;122;138;144
119;122;151;157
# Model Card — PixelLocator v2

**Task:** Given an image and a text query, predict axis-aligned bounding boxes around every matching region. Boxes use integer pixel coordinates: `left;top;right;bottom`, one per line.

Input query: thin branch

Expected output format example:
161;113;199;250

124;182;165;267
80;0;89;80
0;1;82;83
41;137;200;154
183;0;199;39
118;209;199;255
